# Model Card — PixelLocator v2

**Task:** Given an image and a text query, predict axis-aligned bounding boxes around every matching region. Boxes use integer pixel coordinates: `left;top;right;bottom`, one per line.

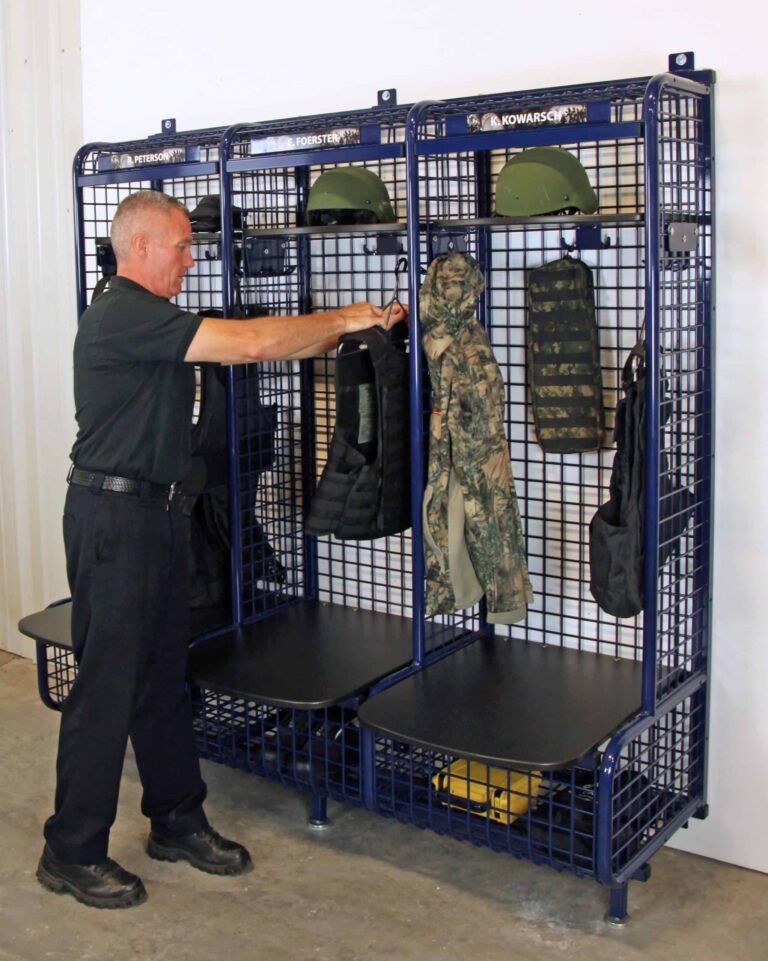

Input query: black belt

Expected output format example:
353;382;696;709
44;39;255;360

68;466;184;509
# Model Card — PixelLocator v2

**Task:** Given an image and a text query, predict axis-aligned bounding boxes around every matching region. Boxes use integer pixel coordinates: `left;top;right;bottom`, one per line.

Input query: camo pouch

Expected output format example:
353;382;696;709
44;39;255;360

526;256;604;453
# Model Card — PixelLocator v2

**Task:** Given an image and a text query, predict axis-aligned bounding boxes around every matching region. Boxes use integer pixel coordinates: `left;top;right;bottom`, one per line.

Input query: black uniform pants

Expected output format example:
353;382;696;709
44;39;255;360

44;483;208;864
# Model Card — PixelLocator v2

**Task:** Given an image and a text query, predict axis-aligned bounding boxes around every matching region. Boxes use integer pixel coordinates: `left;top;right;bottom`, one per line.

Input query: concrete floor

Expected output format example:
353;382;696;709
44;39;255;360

1;650;766;961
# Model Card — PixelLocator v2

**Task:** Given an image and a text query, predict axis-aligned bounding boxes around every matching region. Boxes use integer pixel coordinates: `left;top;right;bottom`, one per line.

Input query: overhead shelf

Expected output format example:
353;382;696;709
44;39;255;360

429;212;644;231
241;222;407;239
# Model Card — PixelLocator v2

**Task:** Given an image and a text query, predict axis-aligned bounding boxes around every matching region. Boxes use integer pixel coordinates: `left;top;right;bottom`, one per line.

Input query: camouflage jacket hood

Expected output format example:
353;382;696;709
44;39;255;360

419;251;485;359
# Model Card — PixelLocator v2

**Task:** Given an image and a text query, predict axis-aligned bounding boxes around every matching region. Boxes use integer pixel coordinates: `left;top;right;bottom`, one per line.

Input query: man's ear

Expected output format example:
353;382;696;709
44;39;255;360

130;230;149;259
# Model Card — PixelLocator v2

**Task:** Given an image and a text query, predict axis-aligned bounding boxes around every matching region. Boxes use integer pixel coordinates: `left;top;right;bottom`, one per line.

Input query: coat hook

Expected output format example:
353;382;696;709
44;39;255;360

561;225;612;252
362;235;405;256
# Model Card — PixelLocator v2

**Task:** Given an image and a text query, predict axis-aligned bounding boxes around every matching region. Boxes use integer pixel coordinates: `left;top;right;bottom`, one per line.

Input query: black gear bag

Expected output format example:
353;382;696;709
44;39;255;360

589;340;694;618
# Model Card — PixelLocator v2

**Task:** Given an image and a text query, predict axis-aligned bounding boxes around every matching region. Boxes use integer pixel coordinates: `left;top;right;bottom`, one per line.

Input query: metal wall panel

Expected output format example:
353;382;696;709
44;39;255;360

0;0;83;657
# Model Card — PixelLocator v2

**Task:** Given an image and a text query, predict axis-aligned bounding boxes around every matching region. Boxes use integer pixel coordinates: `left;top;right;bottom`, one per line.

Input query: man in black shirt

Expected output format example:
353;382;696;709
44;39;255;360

38;190;406;908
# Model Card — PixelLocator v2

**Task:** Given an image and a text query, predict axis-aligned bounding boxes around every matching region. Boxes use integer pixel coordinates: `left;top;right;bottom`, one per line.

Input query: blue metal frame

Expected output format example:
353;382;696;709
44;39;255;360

71;126;238;643
640;74;663;717
219;124;246;625
405;101;438;666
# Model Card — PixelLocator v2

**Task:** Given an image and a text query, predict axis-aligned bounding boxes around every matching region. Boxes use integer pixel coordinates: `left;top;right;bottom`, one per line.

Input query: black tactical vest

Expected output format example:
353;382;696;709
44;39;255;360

306;322;411;540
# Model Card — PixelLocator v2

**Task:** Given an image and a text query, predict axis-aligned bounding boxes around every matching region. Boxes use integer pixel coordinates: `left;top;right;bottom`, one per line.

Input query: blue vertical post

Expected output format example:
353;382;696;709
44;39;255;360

605;883;630;925
474;148;493;640
692;90;715;677
405;103;440;666
220;125;245;626
641;77;664;717
309;793;329;827
361;726;377;811
691;84;716;814
72;146;96;319
296;165;319;601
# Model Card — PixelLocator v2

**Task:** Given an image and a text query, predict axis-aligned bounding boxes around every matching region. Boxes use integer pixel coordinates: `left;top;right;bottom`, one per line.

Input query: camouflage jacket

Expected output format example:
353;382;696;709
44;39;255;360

420;252;533;623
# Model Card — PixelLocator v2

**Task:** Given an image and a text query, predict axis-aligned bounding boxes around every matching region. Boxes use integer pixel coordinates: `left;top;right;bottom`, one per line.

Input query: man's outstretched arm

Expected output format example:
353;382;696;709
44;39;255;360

185;302;407;365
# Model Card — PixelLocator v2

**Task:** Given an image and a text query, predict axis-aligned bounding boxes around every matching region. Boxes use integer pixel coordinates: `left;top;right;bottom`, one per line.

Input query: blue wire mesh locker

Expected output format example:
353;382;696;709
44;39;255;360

360;61;714;921
186;105;423;812
31;123;234;705
32;108;421;809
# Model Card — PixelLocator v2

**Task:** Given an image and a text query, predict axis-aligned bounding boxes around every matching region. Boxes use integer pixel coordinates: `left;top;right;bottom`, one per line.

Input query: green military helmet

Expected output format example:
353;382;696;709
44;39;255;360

495;147;598;216
307;166;396;226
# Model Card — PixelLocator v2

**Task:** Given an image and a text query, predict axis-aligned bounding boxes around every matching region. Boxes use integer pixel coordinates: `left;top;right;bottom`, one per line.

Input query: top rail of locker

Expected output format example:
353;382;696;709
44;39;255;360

218;102;414;174
402;69;713;156
73;124;230;185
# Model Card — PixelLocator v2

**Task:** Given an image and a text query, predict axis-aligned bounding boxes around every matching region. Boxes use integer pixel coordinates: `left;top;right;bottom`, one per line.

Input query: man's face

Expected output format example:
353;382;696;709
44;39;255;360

140;207;195;299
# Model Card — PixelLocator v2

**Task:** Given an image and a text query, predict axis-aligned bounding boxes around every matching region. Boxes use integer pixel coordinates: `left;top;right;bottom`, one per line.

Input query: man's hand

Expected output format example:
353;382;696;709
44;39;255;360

338;300;408;333
383;300;409;329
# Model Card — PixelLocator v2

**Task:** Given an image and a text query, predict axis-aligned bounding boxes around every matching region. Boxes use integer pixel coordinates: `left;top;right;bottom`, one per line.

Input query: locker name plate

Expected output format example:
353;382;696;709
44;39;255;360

250;127;362;155
466;103;588;132
105;147;187;170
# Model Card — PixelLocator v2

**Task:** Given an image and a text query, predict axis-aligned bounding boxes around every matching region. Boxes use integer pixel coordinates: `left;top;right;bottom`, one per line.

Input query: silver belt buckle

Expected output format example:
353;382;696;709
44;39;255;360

167;481;179;511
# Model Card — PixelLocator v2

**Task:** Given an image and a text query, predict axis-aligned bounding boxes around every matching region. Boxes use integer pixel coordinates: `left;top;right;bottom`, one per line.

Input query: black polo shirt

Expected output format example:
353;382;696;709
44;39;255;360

70;276;203;485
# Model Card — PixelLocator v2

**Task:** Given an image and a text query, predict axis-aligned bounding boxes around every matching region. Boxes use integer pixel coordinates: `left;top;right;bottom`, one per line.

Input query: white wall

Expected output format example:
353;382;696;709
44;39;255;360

0;0;83;659
17;0;758;874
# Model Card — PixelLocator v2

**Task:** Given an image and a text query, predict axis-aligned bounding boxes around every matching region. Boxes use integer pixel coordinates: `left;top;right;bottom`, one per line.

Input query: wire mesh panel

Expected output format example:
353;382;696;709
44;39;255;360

234;357;308;620
86;177;226;316
373;736;599;877
606;689;706;880
36;643;77;709
223;163;308;619
414;130;650;662
192;689;363;804
649;81;713;703
79;176;151;304
222;114;417;623
75;130;227;315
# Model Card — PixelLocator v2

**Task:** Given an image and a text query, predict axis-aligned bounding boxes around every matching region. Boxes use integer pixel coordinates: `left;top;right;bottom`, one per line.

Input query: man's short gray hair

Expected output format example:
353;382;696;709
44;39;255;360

110;190;189;261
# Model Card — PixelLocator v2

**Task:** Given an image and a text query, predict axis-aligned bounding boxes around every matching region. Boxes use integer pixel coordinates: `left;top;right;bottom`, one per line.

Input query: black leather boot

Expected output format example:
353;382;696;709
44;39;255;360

36;845;147;908
146;825;253;876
